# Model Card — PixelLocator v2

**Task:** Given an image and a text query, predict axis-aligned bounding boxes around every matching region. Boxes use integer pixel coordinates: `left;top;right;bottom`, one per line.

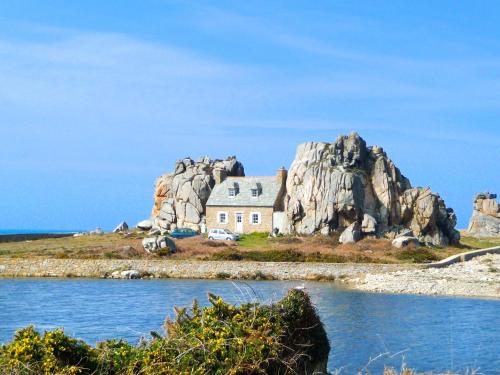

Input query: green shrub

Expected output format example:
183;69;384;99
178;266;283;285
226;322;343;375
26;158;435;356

156;248;173;257
103;252;123;259
395;249;439;263
0;326;98;374
0;290;329;375
210;250;243;261
210;249;380;264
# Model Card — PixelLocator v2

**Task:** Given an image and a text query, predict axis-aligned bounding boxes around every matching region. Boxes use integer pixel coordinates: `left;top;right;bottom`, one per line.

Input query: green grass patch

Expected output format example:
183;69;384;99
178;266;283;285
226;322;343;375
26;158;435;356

237;232;270;248
459;236;500;249
103;252;124;259
209;249;383;263
395;248;440;263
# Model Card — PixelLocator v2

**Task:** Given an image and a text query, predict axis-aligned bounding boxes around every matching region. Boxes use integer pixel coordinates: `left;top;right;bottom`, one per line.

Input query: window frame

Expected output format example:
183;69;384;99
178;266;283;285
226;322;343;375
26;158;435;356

249;212;261;225
217;211;228;224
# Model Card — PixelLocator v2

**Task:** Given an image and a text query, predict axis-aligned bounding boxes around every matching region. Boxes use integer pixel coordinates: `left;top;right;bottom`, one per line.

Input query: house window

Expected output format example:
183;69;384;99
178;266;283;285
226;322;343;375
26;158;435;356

251;189;258;197
228;188;236;197
218;212;228;224
250;212;261;225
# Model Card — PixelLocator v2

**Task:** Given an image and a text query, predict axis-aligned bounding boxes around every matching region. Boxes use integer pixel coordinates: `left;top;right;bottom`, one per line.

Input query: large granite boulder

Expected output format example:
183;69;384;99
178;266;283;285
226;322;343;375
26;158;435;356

285;132;460;246
467;193;500;237
339;221;361;244
142;235;177;254
392;236;420;249
361;213;377;234
137;219;153;230
151;156;244;231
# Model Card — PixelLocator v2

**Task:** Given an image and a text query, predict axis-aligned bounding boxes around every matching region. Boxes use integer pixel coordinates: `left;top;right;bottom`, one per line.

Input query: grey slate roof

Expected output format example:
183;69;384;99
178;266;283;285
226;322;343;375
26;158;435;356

206;176;281;207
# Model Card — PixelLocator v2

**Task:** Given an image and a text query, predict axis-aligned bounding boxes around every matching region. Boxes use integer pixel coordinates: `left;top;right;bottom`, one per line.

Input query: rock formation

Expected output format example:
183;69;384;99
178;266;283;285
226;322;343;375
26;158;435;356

467;192;500;237
136;219;153;230
339;222;361;244
151;156;244;230
112;221;128;233
285;132;460;246
142;235;177;254
392;231;420;249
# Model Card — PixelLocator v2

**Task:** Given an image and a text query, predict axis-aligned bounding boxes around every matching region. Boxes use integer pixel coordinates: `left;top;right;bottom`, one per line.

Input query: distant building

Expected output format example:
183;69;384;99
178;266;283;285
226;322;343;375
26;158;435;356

205;168;288;234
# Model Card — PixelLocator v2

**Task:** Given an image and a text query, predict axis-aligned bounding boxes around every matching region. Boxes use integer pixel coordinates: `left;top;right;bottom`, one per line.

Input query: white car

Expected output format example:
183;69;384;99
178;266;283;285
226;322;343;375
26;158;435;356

208;228;240;241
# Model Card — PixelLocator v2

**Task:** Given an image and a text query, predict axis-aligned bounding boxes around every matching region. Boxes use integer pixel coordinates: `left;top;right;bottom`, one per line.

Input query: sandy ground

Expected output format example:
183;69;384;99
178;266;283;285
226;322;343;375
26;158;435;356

348;254;500;299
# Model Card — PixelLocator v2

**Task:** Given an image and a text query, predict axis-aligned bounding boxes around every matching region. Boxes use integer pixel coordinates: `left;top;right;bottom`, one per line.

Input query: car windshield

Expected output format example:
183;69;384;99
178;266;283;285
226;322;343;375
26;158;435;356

223;229;234;234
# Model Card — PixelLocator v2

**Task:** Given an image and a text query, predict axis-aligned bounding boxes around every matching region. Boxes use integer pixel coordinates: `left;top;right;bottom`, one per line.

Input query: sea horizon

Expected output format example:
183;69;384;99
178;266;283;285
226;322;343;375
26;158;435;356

0;229;82;235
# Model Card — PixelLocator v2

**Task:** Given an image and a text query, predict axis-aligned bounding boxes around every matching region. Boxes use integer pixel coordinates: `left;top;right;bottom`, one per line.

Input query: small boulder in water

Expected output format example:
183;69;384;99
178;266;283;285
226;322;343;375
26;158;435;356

121;270;141;279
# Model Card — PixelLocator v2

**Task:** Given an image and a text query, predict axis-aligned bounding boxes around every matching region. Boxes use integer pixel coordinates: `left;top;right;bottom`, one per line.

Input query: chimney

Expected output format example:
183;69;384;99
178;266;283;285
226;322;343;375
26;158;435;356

214;168;227;184
276;167;287;185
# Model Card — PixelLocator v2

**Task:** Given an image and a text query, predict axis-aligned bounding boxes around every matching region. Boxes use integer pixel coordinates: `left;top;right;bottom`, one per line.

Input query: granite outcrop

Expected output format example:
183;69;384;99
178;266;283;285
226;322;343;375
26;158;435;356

151;156;244;231
284;132;460;246
467;192;500;237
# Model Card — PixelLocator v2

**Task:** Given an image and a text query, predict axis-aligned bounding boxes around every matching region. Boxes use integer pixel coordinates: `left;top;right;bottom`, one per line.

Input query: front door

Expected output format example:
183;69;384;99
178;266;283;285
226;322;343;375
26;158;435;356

235;213;243;233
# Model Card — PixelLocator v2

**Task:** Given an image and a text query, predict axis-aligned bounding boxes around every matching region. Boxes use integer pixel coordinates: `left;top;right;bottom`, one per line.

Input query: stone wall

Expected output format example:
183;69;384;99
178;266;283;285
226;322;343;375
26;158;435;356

0;259;410;280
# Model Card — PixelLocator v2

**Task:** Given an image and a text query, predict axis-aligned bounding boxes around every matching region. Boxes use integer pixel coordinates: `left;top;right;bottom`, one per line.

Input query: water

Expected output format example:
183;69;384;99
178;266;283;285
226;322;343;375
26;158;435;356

0;229;80;235
0;279;498;374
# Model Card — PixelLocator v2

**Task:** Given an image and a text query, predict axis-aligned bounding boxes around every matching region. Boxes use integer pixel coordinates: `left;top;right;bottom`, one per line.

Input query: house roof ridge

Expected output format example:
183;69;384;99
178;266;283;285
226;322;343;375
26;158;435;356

227;175;275;179
207;175;282;207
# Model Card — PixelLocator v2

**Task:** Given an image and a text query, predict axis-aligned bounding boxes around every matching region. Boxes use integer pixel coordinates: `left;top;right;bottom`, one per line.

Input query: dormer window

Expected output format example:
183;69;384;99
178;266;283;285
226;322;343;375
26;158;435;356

250;182;261;197
228;182;239;197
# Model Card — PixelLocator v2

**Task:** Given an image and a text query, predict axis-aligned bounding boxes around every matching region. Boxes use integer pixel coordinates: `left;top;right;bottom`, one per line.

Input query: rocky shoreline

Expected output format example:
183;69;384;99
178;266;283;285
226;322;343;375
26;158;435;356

348;254;500;299
1;256;500;299
0;258;410;281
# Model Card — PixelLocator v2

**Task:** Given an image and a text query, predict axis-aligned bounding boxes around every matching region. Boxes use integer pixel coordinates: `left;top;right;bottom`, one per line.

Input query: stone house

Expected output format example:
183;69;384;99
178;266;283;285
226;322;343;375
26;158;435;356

205;168;288;234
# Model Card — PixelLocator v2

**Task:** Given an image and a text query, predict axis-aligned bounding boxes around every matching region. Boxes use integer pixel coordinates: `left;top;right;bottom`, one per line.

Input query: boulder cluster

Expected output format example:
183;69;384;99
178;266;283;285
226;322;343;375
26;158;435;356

151;156;244;230
284;132;460;246
148;132;460;247
467;192;500;237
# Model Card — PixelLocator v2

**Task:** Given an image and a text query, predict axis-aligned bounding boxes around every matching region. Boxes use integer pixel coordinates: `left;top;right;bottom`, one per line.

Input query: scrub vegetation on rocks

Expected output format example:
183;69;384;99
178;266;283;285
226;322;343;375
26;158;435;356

0;289;329;375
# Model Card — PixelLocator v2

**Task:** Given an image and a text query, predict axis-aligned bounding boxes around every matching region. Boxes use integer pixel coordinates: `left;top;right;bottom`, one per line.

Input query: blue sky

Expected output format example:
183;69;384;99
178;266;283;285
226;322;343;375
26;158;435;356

0;1;499;230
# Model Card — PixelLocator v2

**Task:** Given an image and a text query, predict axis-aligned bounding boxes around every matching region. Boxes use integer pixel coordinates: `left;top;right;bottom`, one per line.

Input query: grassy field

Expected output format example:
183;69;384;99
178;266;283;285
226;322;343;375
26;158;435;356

1;230;498;264
457;234;500;249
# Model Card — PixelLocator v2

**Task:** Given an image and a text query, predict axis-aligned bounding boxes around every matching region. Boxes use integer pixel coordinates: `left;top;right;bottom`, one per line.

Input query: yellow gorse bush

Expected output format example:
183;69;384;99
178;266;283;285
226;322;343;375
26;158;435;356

0;289;329;375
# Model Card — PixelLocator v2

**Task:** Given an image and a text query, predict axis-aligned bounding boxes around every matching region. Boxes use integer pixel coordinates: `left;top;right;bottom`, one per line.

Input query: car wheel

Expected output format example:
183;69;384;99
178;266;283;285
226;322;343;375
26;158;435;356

226;237;231;240
208;236;214;240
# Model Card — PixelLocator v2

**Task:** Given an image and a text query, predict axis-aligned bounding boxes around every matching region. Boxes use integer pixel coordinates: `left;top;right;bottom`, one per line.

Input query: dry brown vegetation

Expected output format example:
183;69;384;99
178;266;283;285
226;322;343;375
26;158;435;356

0;232;148;260
1;229;496;264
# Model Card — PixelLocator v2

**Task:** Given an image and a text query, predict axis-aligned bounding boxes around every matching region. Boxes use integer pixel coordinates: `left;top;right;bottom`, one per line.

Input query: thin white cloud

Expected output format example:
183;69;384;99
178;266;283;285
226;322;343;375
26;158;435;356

1;24;499;166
